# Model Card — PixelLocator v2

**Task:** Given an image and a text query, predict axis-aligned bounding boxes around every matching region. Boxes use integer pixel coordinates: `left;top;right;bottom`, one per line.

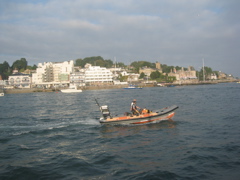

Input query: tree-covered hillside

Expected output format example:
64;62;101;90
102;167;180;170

0;58;37;80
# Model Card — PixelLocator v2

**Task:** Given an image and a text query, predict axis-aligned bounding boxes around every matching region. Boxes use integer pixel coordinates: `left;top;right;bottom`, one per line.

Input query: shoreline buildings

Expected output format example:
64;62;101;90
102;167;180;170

168;66;197;81
11;61;114;88
5;60;236;89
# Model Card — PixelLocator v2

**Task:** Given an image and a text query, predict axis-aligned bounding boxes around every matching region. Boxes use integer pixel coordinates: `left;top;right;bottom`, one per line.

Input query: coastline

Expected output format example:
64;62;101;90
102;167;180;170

3;80;238;94
4;84;130;94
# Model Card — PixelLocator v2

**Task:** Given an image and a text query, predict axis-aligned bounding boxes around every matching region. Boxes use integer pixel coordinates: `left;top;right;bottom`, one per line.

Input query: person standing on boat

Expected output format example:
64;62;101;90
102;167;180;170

131;99;141;115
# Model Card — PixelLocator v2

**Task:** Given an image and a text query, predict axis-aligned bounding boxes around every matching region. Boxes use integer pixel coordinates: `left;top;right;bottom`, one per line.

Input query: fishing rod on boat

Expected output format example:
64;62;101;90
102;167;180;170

95;98;100;108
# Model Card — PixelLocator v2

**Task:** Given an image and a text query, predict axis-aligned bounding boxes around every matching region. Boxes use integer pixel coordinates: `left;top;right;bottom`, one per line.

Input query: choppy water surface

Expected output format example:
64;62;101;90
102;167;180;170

1;83;240;180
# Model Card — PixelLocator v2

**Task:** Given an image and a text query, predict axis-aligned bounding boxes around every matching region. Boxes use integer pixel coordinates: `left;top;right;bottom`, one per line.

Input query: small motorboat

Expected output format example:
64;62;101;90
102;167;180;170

61;85;82;93
167;84;175;87
95;99;179;125
157;83;165;87
123;84;142;89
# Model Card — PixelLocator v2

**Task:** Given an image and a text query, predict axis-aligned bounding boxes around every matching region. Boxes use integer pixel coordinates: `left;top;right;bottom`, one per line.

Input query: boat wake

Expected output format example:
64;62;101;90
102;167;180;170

9;119;99;136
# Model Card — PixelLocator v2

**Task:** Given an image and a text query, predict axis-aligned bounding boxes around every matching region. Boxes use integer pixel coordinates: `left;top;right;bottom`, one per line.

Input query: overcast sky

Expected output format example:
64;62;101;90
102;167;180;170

0;0;239;77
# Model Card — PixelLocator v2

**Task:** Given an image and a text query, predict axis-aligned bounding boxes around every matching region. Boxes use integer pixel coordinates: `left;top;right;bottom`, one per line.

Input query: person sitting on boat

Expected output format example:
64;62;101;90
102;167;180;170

130;99;141;115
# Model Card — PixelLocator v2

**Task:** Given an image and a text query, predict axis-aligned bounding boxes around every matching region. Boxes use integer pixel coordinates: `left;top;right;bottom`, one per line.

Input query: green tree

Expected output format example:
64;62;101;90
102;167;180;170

75;56;114;68
103;59;114;68
95;59;105;67
116;62;126;68
25;64;37;71
167;76;176;82
161;64;173;73
139;72;145;79
0;61;11;79
213;71;219;78
130;61;156;73
161;64;184;73
118;74;128;82
12;58;27;71
150;71;161;79
75;58;84;67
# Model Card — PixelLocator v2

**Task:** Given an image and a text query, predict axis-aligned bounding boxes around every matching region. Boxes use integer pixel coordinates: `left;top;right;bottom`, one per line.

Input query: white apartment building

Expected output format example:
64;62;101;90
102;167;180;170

8;71;31;88
70;68;86;86
53;61;74;82
32;60;74;87
84;64;113;85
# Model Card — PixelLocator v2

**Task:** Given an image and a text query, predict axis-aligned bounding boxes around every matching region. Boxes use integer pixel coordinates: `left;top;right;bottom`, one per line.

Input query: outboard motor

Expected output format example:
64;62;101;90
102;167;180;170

100;105;111;119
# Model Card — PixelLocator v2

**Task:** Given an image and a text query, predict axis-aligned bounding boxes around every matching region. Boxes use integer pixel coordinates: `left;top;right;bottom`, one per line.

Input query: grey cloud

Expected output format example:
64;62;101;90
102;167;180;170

0;0;239;77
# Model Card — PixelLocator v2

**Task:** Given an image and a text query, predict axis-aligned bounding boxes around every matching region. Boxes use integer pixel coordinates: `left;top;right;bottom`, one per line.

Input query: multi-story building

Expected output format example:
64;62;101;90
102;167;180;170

139;67;156;77
139;62;162;77
8;70;31;88
70;67;85;86
84;64;113;85
168;66;197;80
32;60;74;87
218;71;227;79
53;61;74;82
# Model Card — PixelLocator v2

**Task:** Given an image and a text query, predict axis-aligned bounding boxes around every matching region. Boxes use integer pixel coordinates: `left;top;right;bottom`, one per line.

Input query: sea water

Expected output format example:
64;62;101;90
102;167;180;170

0;83;240;180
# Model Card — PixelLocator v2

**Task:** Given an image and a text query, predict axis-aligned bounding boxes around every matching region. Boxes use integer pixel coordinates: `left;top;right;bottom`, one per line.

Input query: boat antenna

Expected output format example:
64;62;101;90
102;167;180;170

203;58;205;82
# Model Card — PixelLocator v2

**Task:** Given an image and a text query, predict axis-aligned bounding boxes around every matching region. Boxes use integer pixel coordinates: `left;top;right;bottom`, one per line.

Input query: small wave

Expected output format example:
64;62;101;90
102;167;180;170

47;125;68;130
13;131;31;136
19;144;33;150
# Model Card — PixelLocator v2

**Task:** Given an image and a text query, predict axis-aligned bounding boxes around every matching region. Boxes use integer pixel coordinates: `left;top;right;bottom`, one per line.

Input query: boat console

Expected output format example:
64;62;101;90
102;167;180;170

100;105;111;119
